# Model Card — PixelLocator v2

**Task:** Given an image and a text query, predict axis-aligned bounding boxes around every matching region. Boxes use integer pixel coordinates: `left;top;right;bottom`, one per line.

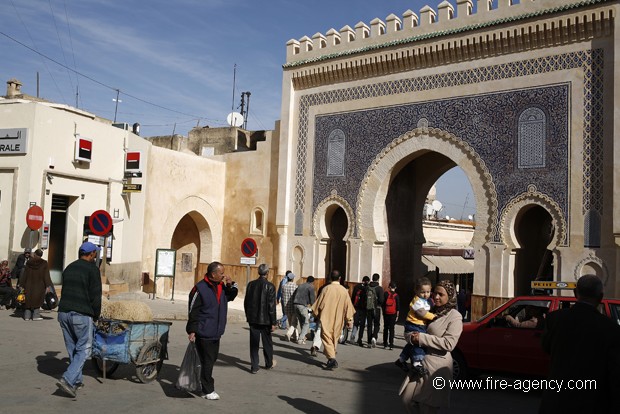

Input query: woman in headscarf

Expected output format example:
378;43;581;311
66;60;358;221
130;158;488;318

21;249;52;320
399;280;463;414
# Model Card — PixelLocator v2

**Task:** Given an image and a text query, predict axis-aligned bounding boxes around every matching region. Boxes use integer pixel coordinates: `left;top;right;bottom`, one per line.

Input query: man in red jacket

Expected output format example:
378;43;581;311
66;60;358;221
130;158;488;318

186;262;238;401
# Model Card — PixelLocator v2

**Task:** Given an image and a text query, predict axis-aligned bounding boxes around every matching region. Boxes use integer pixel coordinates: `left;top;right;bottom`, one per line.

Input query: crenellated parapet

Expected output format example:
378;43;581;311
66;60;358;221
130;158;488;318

284;0;614;68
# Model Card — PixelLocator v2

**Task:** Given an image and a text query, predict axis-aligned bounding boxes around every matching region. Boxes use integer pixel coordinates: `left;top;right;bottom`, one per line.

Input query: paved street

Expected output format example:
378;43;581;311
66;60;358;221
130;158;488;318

1;298;541;414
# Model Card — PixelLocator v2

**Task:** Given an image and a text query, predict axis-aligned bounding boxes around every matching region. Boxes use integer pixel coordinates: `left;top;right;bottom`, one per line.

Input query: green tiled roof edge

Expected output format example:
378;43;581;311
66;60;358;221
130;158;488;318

283;0;611;69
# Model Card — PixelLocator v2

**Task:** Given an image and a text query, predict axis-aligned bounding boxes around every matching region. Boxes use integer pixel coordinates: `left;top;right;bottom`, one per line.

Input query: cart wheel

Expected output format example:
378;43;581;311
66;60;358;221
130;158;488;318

92;357;120;377
136;341;162;383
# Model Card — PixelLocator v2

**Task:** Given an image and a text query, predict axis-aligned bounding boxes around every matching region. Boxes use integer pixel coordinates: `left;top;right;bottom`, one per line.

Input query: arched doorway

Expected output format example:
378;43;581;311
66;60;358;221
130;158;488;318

385;152;458;315
513;205;554;295
326;206;348;278
171;214;201;296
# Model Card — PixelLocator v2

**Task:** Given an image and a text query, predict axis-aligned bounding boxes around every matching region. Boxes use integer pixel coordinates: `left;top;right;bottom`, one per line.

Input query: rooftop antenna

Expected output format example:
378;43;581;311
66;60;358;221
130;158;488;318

113;89;122;123
231;64;237;114
243;91;251;130
460;193;470;220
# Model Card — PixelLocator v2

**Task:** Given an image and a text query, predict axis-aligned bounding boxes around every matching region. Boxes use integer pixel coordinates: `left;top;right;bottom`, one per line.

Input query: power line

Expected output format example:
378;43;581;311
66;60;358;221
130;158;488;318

9;0;67;104
48;0;74;98
63;0;81;108
0;30;206;120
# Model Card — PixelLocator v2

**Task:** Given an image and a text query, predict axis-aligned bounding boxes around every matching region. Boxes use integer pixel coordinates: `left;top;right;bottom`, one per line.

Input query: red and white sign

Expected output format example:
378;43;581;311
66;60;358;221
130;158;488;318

75;135;92;163
26;205;44;230
125;151;141;172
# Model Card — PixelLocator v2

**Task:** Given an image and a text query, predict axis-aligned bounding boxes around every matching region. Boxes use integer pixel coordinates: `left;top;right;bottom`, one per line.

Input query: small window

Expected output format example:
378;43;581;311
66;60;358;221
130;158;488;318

518;107;546;169
251;207;265;235
327;129;346;177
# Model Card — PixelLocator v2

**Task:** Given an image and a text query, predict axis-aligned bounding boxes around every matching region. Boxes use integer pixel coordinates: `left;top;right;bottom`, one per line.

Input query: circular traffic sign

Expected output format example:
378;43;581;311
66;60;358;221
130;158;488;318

89;210;113;236
26;205;44;230
241;238;258;257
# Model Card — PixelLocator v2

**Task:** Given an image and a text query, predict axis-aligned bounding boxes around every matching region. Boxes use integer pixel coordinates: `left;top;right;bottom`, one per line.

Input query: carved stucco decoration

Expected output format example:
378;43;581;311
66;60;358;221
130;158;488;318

500;184;567;250
355;127;497;244
313;190;355;240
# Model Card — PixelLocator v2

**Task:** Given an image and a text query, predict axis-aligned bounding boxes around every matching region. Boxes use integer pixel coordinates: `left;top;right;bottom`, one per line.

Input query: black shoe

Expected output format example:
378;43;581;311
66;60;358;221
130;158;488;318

310;346;318;357
389;346;394;350
56;378;76;397
357;341;364;348
326;359;339;370
395;359;409;372
250;368;259;374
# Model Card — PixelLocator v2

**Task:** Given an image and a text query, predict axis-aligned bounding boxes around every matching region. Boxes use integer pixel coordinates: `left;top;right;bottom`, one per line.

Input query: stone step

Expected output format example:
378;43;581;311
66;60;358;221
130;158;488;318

102;282;129;297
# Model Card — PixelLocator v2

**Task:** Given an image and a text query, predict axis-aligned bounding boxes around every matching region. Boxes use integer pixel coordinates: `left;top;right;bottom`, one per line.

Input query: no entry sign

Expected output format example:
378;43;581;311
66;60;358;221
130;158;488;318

89;210;113;236
241;238;258;257
26;205;44;230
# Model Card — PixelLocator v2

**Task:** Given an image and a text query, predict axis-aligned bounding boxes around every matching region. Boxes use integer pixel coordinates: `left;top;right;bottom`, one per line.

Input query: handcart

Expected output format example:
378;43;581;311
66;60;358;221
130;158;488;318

91;318;172;383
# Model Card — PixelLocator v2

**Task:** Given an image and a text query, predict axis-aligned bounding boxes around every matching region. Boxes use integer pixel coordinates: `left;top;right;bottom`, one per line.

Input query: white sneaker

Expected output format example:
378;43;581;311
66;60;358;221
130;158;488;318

203;391;220;400
371;338;377;348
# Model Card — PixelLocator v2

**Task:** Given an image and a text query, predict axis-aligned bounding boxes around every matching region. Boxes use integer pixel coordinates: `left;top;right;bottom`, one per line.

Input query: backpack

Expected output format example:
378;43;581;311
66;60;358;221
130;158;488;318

385;292;397;315
365;285;378;310
353;287;365;308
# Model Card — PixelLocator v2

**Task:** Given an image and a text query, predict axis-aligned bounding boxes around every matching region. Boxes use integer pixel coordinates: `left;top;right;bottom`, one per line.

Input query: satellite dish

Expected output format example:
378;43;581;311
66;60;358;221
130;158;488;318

431;200;443;212
468;215;474;221
445;215;451;220
227;112;244;127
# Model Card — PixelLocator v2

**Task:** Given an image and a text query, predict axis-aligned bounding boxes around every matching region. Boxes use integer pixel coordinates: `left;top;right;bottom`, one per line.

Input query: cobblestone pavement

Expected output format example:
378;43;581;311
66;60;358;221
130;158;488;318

1;297;541;414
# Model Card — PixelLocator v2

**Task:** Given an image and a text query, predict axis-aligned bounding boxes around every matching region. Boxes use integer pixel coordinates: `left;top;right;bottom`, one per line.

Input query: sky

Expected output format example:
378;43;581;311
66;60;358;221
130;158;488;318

1;0;476;219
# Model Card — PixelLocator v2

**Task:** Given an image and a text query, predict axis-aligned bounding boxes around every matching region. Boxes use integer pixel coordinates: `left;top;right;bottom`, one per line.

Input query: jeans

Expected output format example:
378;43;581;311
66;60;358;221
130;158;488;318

399;323;427;363
58;311;93;387
279;303;288;328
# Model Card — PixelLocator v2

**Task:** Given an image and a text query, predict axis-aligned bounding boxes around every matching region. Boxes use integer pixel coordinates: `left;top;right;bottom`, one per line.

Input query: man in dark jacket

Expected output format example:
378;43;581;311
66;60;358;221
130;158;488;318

11;248;30;280
369;273;384;348
539;274;620;413
187;261;238;400
244;263;277;374
56;242;102;398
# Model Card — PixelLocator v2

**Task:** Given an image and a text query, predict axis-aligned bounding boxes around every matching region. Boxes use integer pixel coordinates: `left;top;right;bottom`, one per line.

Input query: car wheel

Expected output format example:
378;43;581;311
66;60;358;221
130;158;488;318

452;351;469;380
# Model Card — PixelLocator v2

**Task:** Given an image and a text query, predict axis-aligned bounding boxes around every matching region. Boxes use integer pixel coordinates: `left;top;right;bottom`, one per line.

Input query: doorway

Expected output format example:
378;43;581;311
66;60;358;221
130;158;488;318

326;206;348;278
48;195;71;284
514;205;554;295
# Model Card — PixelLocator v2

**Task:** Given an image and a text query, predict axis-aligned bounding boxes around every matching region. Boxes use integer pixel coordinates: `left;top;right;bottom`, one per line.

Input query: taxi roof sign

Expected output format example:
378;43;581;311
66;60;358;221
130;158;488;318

531;281;577;289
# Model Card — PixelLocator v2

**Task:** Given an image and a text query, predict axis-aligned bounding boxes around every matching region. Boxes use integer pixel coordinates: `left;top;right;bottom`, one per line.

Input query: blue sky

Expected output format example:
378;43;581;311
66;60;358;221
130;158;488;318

1;0;476;219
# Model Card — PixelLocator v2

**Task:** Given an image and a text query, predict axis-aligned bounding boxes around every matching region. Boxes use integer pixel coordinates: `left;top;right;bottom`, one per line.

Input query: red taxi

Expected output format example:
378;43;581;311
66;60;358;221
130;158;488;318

452;296;620;380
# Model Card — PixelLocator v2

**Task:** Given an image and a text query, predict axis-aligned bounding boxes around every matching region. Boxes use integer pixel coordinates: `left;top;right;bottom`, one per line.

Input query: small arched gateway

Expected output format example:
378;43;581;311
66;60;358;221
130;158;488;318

276;0;618;317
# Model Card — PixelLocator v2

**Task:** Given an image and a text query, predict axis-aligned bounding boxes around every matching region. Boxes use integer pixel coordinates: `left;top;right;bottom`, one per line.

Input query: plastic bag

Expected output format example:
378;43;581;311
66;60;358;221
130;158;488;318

175;341;201;393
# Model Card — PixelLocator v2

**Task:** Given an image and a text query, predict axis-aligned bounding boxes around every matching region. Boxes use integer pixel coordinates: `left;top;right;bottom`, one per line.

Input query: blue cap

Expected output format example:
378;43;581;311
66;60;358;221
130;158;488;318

80;241;101;253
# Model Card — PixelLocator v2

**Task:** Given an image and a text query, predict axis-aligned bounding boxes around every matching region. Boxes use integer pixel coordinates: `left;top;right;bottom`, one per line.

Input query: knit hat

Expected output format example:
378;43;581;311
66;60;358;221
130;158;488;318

287;272;295;280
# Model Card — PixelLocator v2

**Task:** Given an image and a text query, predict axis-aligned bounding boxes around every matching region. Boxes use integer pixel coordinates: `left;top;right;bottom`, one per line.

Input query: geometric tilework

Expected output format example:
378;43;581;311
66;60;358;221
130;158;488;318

313;85;569;245
293;50;603;245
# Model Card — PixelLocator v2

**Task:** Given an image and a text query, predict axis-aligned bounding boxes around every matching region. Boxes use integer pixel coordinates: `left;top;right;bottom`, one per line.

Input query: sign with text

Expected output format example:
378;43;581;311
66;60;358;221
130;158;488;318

0;128;28;155
75;135;93;163
122;183;142;193
240;256;256;265
531;281;576;289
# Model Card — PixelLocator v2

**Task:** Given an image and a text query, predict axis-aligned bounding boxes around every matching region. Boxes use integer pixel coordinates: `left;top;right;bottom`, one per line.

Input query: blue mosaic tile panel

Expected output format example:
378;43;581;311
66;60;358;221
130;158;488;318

314;85;569;244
